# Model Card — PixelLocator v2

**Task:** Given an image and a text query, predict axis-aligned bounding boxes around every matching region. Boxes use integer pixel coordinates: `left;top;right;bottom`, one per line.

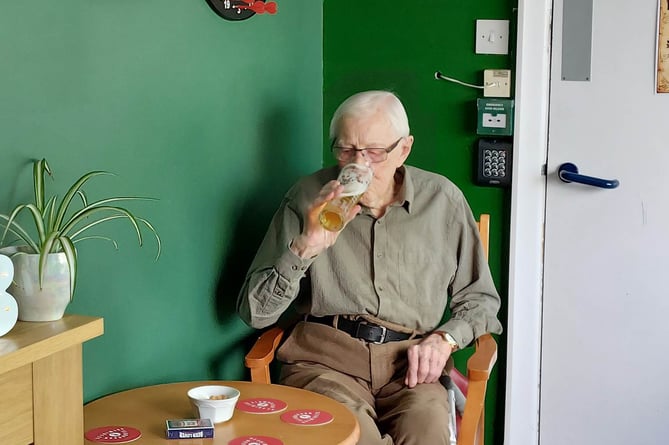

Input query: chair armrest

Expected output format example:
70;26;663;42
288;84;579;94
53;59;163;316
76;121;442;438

467;333;498;381
244;326;285;384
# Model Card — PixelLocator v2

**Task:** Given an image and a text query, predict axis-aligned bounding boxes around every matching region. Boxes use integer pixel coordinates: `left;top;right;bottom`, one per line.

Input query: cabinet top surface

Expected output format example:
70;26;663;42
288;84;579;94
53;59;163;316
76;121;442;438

0;315;103;373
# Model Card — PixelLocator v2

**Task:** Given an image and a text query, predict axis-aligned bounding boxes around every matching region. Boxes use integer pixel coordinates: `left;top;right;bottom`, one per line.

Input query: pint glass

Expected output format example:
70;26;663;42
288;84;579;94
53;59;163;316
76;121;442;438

318;163;373;232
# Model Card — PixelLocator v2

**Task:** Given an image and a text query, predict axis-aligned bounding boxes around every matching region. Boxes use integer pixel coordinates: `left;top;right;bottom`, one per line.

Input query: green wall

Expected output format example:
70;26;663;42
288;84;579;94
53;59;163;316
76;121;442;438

323;2;516;443
0;1;323;401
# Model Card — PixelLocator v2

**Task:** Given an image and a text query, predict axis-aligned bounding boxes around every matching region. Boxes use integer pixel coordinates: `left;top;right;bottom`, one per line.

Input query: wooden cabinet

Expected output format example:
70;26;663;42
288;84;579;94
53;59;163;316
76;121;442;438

0;315;103;445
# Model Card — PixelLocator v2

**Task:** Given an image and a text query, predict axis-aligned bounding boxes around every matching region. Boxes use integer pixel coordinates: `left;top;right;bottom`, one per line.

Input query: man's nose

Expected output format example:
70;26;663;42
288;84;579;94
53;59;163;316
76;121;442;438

353;150;368;163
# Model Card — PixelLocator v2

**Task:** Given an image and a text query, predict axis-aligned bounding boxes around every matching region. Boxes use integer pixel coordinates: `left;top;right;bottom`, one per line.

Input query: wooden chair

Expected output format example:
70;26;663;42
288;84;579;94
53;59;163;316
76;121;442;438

245;214;498;445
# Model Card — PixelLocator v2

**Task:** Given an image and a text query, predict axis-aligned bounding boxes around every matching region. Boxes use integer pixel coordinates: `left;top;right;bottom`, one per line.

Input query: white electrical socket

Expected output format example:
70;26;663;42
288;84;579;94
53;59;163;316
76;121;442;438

483;69;512;98
475;19;509;55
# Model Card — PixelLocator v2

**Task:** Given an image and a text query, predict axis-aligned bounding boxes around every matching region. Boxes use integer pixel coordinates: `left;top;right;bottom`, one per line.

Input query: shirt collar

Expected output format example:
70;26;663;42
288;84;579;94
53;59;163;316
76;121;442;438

395;165;413;213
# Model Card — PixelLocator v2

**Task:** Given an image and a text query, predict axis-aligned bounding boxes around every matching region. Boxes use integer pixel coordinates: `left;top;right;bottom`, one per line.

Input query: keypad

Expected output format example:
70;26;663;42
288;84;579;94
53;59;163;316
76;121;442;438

482;149;507;179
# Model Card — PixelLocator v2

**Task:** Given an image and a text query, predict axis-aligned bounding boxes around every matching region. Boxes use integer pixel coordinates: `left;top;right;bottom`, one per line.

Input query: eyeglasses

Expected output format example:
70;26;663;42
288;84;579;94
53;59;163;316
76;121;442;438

331;137;403;163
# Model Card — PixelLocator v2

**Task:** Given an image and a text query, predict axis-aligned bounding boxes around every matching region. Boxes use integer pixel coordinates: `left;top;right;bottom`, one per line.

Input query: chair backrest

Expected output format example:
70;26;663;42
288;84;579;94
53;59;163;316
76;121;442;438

244;214;497;445
476;213;490;261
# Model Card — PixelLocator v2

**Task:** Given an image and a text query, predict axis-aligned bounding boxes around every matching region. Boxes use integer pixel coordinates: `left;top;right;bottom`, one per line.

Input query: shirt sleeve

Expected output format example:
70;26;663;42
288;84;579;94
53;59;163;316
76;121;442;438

436;198;503;348
236;197;315;329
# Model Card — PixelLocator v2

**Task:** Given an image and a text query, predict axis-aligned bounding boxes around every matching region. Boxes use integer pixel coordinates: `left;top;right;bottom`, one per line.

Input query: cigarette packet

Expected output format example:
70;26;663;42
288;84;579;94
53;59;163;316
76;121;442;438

165;418;214;439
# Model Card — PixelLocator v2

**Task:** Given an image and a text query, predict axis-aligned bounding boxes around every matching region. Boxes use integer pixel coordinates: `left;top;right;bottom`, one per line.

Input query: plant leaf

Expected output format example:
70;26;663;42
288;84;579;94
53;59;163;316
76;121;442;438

34;158;51;213
76;190;88;207
44;195;58;233
61;196;157;230
75;196;158;211
136;217;162;260
58;235;77;301
2;204;46;247
73;235;119;250
68;214;127;239
52;170;112;233
38;231;58;289
69;214;161;260
0;215;39;252
60;206;143;246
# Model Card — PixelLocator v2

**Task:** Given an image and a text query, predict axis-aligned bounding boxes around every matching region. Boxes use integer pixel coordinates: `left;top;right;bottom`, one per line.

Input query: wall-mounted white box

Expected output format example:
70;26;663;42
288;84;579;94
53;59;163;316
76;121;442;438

483;69;512;97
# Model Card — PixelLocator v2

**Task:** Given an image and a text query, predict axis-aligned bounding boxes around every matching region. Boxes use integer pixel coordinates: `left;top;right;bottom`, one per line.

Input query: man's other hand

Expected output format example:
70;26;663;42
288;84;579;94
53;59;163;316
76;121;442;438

404;333;453;388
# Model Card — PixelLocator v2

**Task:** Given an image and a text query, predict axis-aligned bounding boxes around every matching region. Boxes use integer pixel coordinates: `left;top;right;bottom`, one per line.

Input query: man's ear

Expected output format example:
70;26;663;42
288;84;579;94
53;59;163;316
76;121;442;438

399;135;414;162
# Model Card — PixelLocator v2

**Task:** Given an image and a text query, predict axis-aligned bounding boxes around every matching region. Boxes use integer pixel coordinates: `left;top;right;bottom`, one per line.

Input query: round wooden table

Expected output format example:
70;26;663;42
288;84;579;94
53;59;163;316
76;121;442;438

84;380;360;445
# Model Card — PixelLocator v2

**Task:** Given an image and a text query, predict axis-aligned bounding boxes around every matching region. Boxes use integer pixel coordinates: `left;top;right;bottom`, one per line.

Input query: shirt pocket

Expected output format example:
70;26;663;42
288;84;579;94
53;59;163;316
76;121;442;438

399;246;454;311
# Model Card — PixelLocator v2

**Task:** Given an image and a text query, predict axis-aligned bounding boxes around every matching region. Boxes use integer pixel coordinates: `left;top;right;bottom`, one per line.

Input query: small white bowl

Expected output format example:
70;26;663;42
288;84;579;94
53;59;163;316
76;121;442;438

187;385;240;424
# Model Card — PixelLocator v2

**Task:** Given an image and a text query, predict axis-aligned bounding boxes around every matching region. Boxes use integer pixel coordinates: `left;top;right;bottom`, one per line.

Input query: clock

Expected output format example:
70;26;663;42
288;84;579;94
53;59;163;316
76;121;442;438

0;254;18;337
206;0;277;21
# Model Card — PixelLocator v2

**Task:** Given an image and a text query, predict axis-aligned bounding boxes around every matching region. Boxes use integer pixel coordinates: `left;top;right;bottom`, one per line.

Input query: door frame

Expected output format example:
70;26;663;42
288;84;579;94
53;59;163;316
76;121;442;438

504;1;552;444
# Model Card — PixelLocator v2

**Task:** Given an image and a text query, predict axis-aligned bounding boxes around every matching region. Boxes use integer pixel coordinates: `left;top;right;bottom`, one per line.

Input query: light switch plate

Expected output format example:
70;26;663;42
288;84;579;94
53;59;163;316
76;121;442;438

475;19;510;55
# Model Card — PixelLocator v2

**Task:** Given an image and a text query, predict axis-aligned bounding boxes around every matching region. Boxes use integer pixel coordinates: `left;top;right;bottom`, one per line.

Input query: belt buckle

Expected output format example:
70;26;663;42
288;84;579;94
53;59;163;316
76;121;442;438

373;325;388;344
355;321;387;344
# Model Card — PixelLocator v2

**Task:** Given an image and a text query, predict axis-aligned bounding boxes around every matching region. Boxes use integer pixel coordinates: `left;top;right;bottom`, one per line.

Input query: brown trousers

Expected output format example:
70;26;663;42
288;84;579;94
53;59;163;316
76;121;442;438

276;319;451;445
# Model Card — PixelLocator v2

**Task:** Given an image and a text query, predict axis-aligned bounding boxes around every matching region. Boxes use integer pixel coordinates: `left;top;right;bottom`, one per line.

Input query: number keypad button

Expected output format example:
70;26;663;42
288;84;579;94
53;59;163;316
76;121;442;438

482;149;507;178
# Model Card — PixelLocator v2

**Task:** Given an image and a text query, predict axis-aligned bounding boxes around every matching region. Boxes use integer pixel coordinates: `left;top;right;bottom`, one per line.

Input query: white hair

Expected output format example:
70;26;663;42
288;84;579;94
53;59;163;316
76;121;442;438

328;90;410;141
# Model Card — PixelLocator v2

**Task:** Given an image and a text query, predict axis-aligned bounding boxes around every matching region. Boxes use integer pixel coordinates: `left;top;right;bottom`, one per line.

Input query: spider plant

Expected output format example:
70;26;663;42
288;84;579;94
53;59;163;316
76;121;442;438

0;158;161;300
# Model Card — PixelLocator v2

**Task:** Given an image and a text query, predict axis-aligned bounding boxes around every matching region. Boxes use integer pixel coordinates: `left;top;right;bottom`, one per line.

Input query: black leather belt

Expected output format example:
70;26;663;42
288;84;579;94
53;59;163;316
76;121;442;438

305;315;414;344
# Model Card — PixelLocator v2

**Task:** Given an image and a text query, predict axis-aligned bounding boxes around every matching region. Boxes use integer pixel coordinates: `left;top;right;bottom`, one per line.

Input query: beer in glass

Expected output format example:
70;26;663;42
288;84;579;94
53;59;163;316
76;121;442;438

319;163;373;232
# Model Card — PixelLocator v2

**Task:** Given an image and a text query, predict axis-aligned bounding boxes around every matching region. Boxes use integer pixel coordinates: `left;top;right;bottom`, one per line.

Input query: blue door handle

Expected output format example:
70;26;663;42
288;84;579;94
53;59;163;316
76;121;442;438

558;163;619;189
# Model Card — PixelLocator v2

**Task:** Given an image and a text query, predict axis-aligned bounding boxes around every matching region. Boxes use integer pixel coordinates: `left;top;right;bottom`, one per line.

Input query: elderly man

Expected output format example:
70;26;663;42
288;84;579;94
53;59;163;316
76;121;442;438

237;90;502;445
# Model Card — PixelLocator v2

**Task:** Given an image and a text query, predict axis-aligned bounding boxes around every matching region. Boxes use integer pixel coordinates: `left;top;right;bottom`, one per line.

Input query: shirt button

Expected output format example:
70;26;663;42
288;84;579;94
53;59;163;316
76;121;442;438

378;286;384;292
291;265;298;270
376;253;384;258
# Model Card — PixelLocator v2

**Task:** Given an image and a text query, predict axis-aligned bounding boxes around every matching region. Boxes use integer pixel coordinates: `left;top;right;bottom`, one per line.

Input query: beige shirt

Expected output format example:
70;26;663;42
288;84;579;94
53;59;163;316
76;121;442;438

237;165;502;348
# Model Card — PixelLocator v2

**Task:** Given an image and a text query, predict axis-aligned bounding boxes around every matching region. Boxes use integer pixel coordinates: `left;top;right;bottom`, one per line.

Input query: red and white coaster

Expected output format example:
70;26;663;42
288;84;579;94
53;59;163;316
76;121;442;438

85;426;141;443
280;409;334;426
236;398;288;414
228;436;284;445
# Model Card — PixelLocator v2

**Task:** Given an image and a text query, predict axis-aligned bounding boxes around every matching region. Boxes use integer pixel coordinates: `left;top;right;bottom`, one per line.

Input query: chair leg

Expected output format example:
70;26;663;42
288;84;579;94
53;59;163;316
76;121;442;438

457;379;486;445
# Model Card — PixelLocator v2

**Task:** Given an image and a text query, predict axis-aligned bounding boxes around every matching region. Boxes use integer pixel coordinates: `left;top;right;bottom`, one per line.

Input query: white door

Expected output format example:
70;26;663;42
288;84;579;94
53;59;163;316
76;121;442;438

540;1;669;444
